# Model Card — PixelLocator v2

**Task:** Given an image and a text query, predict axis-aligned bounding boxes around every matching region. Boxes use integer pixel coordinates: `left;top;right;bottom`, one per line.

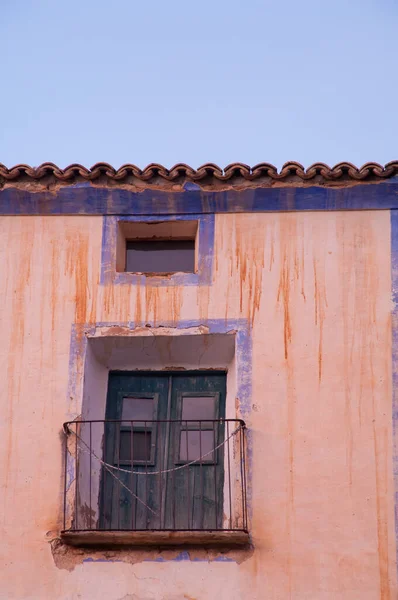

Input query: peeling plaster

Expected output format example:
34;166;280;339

50;539;253;572
66;319;252;420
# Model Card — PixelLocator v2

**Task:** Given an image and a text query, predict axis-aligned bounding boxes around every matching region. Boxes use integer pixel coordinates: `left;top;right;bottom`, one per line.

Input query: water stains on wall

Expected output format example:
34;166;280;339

0;211;396;599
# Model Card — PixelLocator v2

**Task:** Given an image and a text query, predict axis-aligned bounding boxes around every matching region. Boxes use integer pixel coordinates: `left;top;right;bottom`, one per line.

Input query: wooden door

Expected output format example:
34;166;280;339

164;374;226;530
100;373;169;530
100;371;226;530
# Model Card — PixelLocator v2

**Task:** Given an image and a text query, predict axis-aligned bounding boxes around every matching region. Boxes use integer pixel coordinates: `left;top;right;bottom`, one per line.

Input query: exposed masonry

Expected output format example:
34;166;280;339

50;538;253;572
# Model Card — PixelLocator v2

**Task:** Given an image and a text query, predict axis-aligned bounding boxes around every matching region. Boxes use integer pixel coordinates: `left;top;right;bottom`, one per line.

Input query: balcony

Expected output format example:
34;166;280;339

61;419;249;548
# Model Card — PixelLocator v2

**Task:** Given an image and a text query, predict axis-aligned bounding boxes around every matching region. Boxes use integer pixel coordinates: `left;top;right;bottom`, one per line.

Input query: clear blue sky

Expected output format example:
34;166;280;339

1;0;396;169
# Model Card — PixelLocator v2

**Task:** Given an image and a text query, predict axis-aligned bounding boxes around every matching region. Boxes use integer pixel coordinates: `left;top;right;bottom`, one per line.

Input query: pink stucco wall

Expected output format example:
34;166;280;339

0;211;395;599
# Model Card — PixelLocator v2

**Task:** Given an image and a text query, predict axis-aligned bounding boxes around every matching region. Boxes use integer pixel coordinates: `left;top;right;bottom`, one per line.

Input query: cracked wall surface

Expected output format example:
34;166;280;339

0;211;396;599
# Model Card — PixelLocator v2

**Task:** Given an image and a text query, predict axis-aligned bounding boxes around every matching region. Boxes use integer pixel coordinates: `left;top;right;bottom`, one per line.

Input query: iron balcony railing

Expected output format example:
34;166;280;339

62;419;248;533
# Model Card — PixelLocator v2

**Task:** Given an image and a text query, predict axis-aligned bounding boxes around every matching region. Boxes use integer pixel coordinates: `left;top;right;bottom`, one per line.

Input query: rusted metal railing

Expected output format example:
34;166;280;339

62;419;248;533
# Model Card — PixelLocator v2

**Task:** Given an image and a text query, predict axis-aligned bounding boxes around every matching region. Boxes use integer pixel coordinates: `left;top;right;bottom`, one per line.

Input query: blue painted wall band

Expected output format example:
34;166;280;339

2;179;398;215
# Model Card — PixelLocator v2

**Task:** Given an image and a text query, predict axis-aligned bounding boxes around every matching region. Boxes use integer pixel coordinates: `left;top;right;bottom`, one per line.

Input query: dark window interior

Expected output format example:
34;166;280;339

178;395;217;463
119;397;155;463
126;240;195;273
122;397;154;421
119;430;152;462
179;430;215;462
181;396;216;421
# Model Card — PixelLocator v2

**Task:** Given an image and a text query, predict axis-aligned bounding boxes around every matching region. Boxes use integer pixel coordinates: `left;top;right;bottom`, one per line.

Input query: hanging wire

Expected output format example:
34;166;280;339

65;422;244;525
75;439;158;515
69;424;242;476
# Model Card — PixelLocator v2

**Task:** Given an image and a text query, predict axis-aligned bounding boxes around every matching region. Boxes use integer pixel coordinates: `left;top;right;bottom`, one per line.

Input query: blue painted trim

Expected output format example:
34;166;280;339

83;558;123;563
145;551;235;562
100;215;215;287
83;552;235;563
391;210;398;574
2;179;398;215
67;319;251;418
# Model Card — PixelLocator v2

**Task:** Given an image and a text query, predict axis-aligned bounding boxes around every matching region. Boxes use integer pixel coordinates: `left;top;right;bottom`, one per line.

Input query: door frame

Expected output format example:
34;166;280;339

101;370;228;530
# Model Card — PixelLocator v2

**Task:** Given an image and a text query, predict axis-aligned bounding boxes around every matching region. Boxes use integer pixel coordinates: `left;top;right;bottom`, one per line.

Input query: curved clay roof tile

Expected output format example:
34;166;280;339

1;161;398;186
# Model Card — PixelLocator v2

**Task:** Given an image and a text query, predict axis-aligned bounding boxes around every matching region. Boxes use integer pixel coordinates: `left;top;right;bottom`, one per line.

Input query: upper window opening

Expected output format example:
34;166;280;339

122;397;155;421
116;220;198;275
126;240;195;274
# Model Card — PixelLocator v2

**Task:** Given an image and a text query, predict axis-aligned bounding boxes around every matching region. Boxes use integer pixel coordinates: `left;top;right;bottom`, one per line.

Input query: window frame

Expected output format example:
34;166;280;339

100;215;215;287
174;391;220;466
114;392;159;467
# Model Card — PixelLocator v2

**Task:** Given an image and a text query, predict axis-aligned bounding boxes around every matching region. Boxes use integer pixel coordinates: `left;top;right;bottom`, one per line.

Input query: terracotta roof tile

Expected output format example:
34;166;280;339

0;161;397;190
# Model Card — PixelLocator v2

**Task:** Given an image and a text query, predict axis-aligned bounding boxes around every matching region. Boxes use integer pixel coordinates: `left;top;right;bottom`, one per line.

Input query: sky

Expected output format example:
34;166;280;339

0;0;397;170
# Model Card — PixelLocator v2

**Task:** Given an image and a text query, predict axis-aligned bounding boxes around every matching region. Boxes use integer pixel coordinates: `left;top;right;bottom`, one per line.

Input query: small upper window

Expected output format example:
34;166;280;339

126;240;195;274
116;220;198;275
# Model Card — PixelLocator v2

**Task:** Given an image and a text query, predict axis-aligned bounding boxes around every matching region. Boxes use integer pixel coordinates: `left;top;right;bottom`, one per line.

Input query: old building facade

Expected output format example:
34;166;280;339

0;161;398;599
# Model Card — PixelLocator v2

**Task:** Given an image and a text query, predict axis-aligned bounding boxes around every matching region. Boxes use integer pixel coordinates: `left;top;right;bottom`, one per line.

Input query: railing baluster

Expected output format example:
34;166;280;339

89;422;92;530
75;423;78;531
109;422;115;531
239;425;245;531
213;420;217;530
63;425;67;531
130;420;134;531
102;422;107;530
172;421;176;529
227;420;232;530
186;420;191;530
199;420;203;530
117;422;121;530
145;420;148;530
158;419;162;530
242;425;248;531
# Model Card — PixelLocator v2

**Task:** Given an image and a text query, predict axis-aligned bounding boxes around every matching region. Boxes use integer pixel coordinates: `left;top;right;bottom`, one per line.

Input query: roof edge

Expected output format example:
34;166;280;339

1;161;398;190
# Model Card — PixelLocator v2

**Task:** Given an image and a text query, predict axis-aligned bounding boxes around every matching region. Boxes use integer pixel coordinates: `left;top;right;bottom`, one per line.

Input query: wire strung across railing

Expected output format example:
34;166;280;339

69;424;242;476
63;419;248;532
68;424;243;518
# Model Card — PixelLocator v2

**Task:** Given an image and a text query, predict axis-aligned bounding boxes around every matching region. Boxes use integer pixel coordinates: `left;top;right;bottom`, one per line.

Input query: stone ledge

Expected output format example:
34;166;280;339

61;529;250;548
